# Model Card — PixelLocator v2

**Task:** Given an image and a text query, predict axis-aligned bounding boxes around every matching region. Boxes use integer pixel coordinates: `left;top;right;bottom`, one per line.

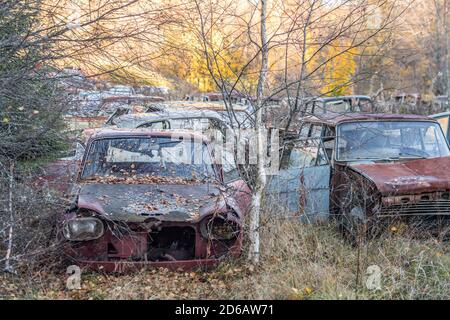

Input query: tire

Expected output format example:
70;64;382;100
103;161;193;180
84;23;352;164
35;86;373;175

339;187;376;246
341;205;369;246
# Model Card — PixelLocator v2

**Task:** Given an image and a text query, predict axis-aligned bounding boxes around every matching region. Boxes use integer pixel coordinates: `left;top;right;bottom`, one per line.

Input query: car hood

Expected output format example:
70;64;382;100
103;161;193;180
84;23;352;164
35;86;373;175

349;156;450;196
76;182;225;223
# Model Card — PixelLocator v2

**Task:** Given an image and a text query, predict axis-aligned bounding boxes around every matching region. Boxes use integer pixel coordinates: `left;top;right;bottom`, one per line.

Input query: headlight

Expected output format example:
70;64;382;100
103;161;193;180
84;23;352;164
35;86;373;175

63;217;104;241
200;215;240;241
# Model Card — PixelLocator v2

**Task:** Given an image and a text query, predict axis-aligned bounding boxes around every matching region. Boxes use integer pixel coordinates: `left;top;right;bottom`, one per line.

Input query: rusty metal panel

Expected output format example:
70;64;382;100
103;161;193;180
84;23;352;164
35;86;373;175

350;156;450;195
301;165;330;222
266;165;330;221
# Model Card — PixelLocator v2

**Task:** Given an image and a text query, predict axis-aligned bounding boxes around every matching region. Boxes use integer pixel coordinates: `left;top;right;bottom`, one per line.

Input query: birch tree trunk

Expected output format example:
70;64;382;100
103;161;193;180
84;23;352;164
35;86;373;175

445;0;450;107
4;162;14;273
248;0;269;265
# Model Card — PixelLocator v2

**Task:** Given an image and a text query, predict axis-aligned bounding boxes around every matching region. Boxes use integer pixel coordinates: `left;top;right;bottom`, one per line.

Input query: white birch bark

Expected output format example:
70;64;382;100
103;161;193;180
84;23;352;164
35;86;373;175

4;162;14;273
248;0;269;265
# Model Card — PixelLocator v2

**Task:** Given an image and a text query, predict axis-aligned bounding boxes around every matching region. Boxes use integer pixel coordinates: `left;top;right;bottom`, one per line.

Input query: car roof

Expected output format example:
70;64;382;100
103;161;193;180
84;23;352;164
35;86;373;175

101;95;165;102
163;101;248;112
116;110;225;122
312;95;372;102
89;128;209;142
431;111;450;118
303;112;434;127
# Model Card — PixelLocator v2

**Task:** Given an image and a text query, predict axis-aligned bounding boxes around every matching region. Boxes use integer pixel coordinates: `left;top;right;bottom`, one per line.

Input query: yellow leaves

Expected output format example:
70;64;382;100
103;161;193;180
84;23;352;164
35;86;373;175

290;286;314;300
307;38;357;96
304;286;313;295
390;223;407;234
2;117;10;124
161;25;257;92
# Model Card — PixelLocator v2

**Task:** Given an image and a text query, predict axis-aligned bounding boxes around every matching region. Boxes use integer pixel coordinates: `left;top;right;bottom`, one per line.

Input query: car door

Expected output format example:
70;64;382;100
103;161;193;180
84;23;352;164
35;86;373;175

266;138;331;222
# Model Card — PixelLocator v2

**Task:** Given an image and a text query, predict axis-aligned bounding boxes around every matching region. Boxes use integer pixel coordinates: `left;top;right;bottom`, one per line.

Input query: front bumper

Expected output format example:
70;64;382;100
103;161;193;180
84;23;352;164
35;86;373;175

61;223;242;272
77;258;222;273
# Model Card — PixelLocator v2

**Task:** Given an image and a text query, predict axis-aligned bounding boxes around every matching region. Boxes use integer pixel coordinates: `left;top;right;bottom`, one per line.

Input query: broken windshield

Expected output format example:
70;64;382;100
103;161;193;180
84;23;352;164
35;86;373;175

336;121;450;161
81;137;215;180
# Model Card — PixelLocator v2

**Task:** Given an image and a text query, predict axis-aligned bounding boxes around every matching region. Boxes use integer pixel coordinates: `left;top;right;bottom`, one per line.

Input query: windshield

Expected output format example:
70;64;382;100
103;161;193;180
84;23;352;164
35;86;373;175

313;98;372;114
323;100;355;113
165;118;217;131
81;137;215;181
337;121;450;161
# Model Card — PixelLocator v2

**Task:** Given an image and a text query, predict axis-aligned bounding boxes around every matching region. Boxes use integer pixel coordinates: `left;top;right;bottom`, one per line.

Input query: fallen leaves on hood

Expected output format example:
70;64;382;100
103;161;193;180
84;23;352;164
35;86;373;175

83;175;202;185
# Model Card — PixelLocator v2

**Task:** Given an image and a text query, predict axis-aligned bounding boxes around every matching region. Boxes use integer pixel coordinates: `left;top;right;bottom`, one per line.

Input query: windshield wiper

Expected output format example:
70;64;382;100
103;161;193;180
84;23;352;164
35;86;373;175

398;152;427;159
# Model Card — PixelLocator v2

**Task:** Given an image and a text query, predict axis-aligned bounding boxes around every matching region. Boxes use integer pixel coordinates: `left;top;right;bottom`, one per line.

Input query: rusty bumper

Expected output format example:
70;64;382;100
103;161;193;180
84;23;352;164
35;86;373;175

78;258;222;273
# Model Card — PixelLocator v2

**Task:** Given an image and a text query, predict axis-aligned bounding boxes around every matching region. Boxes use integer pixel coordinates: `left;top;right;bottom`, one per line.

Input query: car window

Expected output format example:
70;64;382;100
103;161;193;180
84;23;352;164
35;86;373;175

280;139;329;169
325;100;351;113
167;118;214;132
322;125;334;138
305;101;314;115
423;125;445;154
137;121;169;129
299;123;311;138
310;125;322;138
220;149;240;182
358;99;372;112
313;101;325;113
322;126;335;160
436;116;449;138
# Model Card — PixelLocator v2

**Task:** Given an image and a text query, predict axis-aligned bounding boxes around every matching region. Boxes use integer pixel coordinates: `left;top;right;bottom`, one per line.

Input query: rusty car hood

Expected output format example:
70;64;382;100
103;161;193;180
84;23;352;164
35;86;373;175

349;156;450;195
76;183;224;223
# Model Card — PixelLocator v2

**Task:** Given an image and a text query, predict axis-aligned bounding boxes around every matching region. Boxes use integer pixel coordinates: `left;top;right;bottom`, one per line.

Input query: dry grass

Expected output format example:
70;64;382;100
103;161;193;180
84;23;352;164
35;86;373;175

1;215;449;300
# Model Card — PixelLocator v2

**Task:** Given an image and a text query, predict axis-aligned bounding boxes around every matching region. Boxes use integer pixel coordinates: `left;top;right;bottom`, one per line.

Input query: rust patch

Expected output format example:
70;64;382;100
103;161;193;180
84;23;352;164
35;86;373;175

350;156;450;195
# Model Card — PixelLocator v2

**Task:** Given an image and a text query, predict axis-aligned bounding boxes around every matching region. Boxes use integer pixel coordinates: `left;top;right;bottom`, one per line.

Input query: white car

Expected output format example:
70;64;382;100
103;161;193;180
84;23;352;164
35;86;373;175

107;85;135;96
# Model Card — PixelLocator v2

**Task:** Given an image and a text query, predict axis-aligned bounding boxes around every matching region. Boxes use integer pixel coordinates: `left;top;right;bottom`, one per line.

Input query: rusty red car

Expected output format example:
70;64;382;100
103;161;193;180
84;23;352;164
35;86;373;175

267;113;450;242
59;129;251;272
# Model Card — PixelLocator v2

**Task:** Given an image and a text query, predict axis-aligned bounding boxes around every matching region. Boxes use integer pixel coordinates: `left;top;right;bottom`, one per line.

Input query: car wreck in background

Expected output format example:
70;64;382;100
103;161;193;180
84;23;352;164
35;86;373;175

302;95;374;116
266;95;375;132
110;110;253;133
59;129;251;271
65;95;166;133
267;113;450;241
185;92;251;108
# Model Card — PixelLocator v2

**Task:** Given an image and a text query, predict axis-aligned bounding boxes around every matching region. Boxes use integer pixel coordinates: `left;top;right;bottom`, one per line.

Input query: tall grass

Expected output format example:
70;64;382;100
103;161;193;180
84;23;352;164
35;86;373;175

1;212;448;299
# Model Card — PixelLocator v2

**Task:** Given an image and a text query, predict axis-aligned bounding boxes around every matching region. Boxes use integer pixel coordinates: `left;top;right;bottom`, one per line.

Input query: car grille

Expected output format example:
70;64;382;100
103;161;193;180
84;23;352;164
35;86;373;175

379;200;450;217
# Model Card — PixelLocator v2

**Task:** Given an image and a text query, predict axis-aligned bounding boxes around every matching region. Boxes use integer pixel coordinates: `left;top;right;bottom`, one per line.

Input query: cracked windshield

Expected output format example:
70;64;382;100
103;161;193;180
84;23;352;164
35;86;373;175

337;121;450;161
81;137;214;181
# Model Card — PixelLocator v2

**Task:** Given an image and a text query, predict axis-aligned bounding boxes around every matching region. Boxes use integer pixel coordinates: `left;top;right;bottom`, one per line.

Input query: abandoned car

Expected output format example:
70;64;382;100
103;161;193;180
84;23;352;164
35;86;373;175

59;129;251;271
65;95;166;132
265;95;375;131
267;113;450;240
304;95;374;115
110;110;252;133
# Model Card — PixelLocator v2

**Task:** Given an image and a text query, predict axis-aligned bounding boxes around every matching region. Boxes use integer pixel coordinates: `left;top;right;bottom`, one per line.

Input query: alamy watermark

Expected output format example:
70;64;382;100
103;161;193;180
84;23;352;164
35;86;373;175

169;128;281;175
366;265;382;291
66;265;81;290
